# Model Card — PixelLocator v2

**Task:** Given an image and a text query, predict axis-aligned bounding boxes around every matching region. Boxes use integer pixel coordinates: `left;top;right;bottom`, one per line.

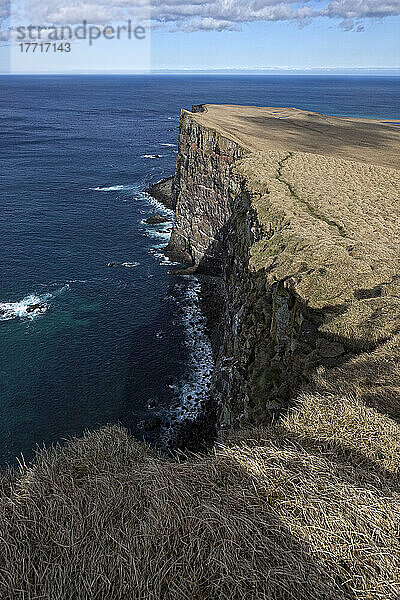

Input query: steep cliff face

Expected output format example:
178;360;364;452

166;109;245;273
167;108;313;429
168;105;400;431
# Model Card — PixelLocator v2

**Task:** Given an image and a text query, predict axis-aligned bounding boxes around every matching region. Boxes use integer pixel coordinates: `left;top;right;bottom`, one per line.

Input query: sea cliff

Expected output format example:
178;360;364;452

167;104;400;432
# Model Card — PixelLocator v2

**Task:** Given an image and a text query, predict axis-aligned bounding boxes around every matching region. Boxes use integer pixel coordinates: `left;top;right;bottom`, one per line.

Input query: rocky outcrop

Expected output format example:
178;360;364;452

145;176;175;209
167;105;400;433
145;214;170;225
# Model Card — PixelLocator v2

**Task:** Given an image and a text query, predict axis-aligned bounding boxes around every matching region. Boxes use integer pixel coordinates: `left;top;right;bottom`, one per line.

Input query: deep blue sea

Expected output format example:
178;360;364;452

1;75;399;467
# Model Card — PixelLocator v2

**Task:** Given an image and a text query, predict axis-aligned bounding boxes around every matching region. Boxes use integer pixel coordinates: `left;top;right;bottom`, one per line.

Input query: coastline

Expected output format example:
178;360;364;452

145;176;221;452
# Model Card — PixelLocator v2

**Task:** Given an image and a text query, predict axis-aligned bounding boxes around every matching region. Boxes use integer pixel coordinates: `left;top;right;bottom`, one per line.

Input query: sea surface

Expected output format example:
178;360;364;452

1;74;399;467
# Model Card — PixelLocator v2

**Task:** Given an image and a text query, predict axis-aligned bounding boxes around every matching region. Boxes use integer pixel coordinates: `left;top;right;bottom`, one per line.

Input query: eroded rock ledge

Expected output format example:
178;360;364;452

167;104;400;431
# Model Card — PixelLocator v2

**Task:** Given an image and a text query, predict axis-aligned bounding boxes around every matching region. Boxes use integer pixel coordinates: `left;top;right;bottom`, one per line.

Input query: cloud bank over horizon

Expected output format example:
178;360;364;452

2;0;400;33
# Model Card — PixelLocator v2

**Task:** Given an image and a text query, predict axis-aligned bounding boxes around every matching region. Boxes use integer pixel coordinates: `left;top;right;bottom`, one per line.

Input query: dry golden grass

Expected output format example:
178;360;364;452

311;333;400;422
1;396;399;600
238;150;400;307
192;104;400;169
1;340;400;599
233;147;400;356
319;297;400;351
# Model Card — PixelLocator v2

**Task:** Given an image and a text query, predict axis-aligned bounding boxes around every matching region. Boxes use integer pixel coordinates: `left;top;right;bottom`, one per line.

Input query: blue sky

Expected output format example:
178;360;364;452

0;0;399;73
151;17;400;71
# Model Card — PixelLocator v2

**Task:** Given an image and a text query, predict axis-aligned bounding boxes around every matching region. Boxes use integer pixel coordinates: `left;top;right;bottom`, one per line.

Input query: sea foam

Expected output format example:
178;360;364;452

164;278;214;437
0;286;69;322
122;262;140;268
90;185;139;192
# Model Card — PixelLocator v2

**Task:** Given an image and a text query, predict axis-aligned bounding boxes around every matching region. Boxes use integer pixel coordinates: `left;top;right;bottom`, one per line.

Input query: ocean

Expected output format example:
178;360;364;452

1;74;399;467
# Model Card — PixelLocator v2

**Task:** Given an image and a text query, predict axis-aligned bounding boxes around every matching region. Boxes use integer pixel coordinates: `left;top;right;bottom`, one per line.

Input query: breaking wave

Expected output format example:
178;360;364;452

122;262;140;268
152;251;180;267
0;285;68;322
90;185;139;192
167;278;213;428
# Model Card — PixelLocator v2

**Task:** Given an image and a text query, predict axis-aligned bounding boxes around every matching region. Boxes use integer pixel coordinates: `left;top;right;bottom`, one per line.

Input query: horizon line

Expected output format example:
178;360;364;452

1;67;400;76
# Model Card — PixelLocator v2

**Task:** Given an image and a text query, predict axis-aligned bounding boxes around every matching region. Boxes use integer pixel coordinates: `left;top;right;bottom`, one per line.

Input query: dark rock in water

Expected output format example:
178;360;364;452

170;265;198;276
145;214;169;225
147;400;157;410
107;262;116;267
26;303;46;314
144;176;175;210
166;377;174;387
143;417;162;432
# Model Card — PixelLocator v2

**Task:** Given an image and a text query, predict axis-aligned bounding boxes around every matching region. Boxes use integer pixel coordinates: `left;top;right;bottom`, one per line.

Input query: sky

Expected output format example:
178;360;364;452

0;0;399;73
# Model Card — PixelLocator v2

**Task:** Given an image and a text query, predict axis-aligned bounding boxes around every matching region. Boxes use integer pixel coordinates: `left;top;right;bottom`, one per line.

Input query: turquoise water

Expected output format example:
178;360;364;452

1;74;399;467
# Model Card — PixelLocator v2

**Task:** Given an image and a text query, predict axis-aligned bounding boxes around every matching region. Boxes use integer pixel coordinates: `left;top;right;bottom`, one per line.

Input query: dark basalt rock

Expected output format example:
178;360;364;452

144;176;175;210
26;303;46;314
145;214;169;225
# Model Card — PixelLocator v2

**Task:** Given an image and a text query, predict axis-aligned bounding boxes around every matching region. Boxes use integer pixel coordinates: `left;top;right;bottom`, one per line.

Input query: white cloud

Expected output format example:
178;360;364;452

322;0;400;19
2;0;400;31
0;0;9;20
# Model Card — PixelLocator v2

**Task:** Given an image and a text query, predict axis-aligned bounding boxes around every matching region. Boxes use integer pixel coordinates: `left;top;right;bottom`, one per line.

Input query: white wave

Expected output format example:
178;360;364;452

144;229;171;242
122;262;140;268
0;295;48;321
144;194;174;218
51;284;70;296
65;279;88;284
160;143;176;147
152;251;180;267
142;154;163;159
0;286;69;322
90;185;138;192
166;278;214;430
